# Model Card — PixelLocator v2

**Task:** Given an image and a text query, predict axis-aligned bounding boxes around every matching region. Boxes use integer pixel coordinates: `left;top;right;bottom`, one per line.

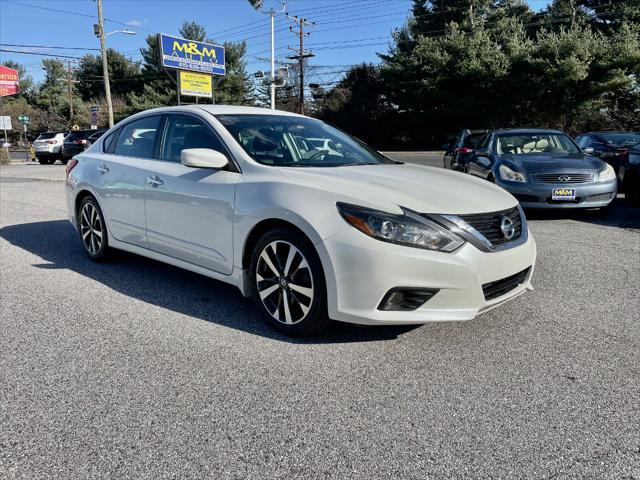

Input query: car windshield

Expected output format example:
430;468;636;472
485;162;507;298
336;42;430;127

598;133;640;146
495;133;580;156
215;114;397;167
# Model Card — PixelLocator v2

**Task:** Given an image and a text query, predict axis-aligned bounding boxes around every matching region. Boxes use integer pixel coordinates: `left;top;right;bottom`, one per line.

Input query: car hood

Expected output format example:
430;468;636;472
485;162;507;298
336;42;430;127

500;154;604;173
278;163;517;215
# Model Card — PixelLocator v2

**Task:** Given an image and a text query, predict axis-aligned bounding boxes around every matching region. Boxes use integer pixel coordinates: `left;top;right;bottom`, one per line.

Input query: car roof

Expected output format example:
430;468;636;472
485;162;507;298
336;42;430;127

582;131;637;135
492;128;564;135
140;105;306;118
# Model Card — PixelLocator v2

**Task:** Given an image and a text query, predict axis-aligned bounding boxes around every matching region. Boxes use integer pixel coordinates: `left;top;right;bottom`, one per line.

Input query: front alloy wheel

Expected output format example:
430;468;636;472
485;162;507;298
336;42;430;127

251;230;329;336
78;196;109;261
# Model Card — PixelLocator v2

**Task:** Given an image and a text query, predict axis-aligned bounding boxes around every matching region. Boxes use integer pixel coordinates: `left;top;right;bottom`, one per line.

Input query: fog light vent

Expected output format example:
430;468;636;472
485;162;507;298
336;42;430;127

378;288;439;311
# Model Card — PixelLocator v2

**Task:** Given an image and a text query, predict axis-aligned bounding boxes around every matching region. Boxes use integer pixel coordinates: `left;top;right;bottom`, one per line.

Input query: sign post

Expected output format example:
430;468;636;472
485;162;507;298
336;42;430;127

17;115;30;159
159;33;225;104
90;105;100;129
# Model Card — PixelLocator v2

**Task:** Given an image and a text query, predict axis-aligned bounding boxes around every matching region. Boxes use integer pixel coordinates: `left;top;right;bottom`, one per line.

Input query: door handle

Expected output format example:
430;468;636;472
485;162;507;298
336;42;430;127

146;175;164;187
97;163;109;174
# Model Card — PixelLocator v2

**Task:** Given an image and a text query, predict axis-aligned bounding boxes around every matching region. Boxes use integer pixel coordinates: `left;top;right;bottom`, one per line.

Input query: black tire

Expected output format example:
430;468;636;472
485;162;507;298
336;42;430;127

250;228;330;337
77;195;110;261
624;175;640;205
37;157;47;165
60;158;69;165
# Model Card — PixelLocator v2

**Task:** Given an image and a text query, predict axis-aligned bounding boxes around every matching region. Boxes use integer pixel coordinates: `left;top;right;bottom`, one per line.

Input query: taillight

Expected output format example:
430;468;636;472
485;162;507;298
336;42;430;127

66;158;78;178
47;140;57;144
74;139;88;145
455;147;473;154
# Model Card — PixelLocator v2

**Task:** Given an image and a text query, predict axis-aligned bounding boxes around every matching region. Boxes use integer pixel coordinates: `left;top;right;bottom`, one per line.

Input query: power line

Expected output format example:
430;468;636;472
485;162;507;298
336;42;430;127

1;0;156;33
0;49;82;60
0;43;101;52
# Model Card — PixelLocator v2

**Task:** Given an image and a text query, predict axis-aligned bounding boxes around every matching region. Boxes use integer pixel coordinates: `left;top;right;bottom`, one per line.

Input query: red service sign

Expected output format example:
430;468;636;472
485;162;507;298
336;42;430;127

0;65;20;97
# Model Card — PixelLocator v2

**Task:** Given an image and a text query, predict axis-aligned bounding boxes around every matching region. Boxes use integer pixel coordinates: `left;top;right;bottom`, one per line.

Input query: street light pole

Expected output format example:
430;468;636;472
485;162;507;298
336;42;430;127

248;0;286;110
96;0;114;127
270;8;276;110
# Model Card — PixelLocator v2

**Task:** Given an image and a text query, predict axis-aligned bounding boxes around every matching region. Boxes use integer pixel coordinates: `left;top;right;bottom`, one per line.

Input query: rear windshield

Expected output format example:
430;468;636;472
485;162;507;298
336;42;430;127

37;132;57;140
66;131;95;141
464;133;485;148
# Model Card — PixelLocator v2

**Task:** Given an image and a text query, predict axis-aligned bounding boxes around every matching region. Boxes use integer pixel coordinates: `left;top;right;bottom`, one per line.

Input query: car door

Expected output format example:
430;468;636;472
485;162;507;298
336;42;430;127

91;115;163;248
143;113;240;275
443;132;461;169
469;133;492;177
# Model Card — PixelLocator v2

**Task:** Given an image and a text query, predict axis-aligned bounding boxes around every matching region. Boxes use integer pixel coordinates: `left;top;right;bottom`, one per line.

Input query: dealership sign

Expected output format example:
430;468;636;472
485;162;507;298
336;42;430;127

159;34;225;76
180;71;213;98
0;65;20;97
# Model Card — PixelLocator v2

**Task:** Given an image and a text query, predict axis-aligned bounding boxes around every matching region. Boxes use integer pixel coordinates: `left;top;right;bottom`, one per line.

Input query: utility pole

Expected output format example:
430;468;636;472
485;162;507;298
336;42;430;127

286;15;314;115
67;60;74;127
96;0;114;127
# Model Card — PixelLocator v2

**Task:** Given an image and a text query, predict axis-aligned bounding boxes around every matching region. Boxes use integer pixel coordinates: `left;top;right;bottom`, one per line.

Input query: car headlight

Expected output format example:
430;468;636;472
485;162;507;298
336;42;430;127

337;203;464;252
499;164;526;182
598;163;616;181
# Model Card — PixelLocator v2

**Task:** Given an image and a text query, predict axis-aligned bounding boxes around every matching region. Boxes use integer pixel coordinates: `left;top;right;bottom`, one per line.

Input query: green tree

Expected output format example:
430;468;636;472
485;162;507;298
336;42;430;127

76;49;142;102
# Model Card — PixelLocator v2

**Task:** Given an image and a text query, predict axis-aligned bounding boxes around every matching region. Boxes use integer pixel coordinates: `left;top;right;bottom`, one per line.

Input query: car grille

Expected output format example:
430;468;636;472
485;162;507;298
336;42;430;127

458;206;522;246
482;267;531;301
534;173;593;184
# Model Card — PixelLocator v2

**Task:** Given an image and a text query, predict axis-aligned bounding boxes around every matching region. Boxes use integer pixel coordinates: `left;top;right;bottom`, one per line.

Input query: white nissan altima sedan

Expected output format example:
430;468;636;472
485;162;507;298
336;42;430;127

65;106;536;336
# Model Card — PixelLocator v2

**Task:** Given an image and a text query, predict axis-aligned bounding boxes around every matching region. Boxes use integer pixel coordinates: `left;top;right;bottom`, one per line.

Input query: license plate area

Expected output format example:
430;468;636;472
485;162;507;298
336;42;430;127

552;188;576;200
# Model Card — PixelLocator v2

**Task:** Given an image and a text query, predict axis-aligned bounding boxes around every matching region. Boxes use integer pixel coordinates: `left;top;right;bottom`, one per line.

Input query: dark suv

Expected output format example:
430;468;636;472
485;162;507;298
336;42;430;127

575;131;640;180
443;129;488;171
62;129;107;161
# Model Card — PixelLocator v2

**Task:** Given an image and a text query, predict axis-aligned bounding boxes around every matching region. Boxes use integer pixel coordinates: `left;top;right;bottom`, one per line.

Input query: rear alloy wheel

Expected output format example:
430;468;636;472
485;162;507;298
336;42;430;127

78;196;109;261
251;230;329;336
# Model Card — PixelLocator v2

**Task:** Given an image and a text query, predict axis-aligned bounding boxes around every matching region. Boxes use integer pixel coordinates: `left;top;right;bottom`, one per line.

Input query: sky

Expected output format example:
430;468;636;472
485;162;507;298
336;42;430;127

0;0;550;86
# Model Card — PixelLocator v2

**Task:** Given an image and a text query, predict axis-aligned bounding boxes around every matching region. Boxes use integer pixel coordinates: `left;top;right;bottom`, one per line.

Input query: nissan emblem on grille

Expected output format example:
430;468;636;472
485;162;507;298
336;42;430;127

558;175;572;182
500;216;516;240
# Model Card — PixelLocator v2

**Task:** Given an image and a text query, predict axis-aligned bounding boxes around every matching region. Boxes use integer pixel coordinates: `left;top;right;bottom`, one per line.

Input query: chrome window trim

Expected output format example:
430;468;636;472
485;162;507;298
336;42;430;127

425;205;528;253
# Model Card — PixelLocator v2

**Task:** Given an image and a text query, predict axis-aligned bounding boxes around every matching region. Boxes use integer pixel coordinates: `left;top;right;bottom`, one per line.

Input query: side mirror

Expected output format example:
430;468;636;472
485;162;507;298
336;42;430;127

442;143;450;150
476;148;490;157
181;148;229;169
583;147;594;154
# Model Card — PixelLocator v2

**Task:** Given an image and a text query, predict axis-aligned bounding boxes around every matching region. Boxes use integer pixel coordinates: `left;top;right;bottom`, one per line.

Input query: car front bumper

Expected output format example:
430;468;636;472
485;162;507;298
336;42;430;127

317;227;536;326
496;179;617;209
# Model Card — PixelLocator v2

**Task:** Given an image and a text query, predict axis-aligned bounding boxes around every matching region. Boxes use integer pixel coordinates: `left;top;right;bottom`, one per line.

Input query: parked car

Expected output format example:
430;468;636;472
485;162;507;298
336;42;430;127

443;129;489;171
1;141;11;148
65;106;536;336
62;129;107;162
34;131;67;164
466;129;617;210
575;131;640;179
621;143;640;204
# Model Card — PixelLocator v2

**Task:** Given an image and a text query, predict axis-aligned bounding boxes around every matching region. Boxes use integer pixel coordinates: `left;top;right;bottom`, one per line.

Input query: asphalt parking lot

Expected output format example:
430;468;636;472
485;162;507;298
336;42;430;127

1;159;639;479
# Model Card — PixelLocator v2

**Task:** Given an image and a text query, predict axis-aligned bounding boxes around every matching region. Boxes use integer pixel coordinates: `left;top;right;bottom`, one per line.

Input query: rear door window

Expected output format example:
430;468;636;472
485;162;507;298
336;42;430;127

114;116;162;159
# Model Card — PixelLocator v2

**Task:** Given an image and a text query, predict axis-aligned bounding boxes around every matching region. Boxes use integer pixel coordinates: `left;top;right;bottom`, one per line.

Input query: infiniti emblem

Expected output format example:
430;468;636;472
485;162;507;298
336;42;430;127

500;216;516;240
558;175;572;182
279;277;288;288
